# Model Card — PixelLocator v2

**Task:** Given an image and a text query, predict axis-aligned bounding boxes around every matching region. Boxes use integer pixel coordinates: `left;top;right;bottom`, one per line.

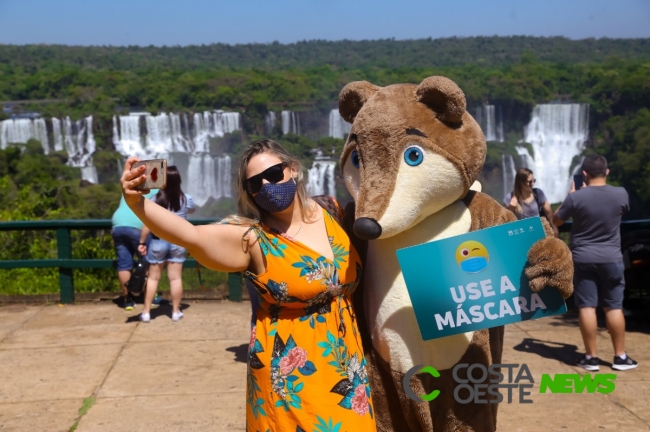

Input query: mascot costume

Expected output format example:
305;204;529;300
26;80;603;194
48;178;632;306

338;76;574;432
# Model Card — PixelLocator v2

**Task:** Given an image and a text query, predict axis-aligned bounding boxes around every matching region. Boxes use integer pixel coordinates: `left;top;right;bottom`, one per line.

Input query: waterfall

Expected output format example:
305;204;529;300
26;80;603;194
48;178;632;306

0;116;96;183
114;114;146;156
52;118;63;151
475;105;504;142
0;118;50;153
112;111;238;206
328;109;351;139
62;116;98;184
185;154;232;207
502;154;516;200
265;112;277;134
306;149;337;196
518;103;589;204
281;110;300;135
145;113;174;155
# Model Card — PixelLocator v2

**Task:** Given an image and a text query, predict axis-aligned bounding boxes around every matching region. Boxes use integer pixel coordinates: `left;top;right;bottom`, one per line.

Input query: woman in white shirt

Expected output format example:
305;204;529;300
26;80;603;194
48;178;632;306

138;166;195;322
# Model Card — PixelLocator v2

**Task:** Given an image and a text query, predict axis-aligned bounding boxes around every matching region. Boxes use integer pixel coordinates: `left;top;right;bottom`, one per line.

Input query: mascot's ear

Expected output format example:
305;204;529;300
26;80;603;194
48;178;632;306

339;81;381;123
416;76;466;125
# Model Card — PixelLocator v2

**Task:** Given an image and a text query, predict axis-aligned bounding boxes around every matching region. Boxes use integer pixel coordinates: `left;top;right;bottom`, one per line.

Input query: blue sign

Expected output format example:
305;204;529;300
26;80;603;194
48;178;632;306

396;217;567;341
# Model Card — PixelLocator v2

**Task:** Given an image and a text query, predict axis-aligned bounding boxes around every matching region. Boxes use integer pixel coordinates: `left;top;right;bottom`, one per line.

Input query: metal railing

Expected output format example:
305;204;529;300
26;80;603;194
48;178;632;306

0;219;242;304
1;218;648;304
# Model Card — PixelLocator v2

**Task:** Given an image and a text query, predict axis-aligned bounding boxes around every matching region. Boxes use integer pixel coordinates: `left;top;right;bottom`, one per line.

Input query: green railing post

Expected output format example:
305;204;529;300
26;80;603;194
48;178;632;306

56;227;74;303
228;272;242;302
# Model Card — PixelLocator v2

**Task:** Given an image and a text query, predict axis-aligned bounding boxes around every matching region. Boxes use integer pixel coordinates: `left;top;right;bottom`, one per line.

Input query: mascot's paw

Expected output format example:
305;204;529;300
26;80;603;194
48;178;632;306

525;219;574;299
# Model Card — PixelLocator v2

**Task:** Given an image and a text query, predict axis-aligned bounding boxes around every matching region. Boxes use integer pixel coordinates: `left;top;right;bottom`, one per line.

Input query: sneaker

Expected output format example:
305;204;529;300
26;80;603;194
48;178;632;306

151;294;168;307
171;311;184;322
577;355;600;371
140;312;151;323
124;298;136;311
612;354;638;371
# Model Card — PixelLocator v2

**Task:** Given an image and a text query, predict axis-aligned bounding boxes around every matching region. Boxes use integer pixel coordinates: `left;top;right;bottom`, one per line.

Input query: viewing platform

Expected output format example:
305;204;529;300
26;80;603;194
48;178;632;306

0;300;648;431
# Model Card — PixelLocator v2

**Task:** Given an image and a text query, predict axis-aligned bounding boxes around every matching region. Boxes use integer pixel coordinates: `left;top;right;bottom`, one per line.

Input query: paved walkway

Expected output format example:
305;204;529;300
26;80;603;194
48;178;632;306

0;300;648;432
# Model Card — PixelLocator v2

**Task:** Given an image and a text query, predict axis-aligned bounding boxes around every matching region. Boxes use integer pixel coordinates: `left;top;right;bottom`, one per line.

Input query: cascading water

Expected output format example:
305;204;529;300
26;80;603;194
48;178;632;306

265;112;277;134
0;118;50;153
0;116;97;182
63;116;98;184
306;149;336;197
475;105;504;142
112;111;238;207
52;118;64;151
281;110;300;135
114;114;146;156
328;109;351;139
517;103;589;204
502;154;516;200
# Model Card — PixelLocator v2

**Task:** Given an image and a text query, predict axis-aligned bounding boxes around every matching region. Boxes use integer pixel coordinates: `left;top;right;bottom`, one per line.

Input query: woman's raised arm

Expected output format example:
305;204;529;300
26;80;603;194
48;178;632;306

121;157;253;272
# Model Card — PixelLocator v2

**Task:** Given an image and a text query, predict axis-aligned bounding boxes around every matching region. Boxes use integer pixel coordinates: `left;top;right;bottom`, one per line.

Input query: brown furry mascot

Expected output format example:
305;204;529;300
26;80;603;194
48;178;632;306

339;76;574;432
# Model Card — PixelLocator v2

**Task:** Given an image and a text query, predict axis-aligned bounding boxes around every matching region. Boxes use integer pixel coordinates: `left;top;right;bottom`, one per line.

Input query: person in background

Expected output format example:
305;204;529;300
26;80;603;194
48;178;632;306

111;189;164;310
120;139;376;431
553;154;638;371
504;167;559;237
138;166;195;322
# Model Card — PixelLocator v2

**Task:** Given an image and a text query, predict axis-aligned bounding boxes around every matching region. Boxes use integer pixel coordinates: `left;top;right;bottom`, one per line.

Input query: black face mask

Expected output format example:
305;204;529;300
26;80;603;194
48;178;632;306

253;177;297;213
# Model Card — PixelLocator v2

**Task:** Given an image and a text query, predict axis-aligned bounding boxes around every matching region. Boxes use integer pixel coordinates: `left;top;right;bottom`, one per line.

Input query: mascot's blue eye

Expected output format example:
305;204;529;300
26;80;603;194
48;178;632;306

351;150;360;168
404;146;424;166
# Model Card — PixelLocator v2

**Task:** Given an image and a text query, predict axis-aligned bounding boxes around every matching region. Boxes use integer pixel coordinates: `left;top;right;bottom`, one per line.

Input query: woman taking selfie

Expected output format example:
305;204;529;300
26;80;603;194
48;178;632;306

504;167;559;237
121;139;376;431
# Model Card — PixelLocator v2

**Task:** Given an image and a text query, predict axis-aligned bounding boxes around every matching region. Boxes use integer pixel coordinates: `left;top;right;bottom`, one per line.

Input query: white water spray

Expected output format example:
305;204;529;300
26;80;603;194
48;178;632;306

517;104;589;204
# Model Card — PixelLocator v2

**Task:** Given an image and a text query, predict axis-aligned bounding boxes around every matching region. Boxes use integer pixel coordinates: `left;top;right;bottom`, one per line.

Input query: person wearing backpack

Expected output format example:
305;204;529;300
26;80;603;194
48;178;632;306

504;167;559;237
111;189;163;310
137;165;195;322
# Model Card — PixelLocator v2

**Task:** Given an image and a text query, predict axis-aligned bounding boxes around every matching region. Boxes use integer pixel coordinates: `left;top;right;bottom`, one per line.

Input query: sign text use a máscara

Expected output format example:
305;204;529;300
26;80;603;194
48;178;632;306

434;275;548;331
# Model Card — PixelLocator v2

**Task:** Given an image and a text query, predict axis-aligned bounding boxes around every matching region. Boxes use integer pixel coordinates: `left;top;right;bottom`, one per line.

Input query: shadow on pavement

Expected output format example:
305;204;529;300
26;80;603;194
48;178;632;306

226;344;249;363
513;337;580;367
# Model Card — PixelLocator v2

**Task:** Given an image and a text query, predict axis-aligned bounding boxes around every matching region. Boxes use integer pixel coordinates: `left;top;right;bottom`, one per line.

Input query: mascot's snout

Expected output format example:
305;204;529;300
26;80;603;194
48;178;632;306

353;217;382;240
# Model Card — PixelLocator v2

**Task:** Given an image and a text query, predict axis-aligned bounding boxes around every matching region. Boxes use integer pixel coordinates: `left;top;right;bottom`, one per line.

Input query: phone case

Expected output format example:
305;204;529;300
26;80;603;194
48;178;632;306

133;159;167;190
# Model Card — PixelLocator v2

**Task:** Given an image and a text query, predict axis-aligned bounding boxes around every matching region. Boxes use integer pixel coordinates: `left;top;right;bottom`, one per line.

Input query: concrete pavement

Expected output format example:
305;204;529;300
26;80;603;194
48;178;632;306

0;300;648;431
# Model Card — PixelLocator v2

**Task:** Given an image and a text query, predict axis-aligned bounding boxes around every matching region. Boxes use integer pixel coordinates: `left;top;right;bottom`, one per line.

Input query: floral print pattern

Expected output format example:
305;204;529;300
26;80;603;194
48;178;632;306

243;204;376;432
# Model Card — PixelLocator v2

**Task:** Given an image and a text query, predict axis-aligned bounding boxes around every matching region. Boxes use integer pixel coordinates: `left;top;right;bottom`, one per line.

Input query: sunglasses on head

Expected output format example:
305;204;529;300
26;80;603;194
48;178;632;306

244;162;287;194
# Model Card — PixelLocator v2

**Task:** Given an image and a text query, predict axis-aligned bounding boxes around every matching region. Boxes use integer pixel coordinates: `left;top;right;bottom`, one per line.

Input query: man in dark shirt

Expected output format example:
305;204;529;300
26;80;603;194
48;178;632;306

554;154;638;371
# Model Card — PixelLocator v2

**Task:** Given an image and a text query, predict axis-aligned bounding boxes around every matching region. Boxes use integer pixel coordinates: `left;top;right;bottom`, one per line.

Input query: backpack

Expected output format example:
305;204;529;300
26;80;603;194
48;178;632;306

126;255;150;297
532;188;546;219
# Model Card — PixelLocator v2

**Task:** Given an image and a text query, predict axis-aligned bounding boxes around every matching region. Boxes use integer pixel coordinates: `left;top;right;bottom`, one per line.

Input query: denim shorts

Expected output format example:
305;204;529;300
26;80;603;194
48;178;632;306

112;226;141;271
147;238;187;264
573;261;626;309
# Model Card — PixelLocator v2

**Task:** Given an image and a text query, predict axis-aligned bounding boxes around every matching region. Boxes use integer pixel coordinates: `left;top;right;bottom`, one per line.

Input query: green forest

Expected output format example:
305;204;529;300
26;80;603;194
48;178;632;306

1;36;649;295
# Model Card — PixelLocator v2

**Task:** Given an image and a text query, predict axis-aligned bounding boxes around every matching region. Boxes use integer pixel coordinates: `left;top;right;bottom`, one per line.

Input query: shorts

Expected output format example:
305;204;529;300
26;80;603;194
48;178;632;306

147;238;187;264
112;226;141;271
573;261;626;309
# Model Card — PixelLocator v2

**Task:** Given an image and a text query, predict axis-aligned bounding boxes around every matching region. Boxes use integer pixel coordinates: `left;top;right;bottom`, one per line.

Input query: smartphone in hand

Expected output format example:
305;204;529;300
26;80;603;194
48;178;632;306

133;159;167;190
573;174;584;191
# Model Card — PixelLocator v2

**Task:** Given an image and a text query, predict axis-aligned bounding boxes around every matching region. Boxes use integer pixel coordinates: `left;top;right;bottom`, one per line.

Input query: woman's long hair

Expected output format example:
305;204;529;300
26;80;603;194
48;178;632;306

222;139;316;225
155;165;186;212
512;167;534;214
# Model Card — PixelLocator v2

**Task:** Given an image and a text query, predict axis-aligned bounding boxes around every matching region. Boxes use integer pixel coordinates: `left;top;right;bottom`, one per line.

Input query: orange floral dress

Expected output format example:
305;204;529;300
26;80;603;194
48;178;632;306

243;202;376;432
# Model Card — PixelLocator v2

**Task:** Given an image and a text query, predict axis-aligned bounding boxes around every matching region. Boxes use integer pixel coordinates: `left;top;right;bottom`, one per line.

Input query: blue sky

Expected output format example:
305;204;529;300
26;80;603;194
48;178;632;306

0;0;649;46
